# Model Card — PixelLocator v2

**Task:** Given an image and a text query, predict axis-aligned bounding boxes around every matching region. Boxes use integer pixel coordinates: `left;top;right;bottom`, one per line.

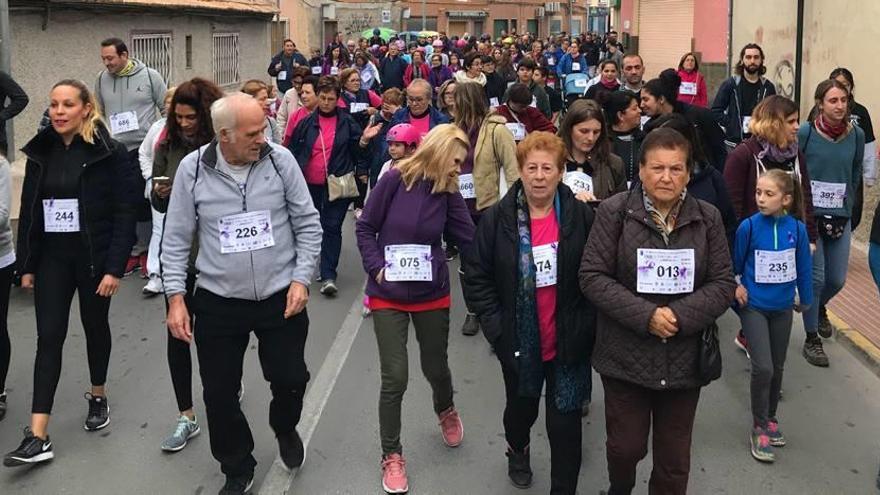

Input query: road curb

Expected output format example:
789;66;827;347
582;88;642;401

829;310;880;378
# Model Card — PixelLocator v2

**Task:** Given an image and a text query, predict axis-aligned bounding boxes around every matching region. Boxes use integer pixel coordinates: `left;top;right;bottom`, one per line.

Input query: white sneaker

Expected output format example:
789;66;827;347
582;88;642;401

142;276;163;296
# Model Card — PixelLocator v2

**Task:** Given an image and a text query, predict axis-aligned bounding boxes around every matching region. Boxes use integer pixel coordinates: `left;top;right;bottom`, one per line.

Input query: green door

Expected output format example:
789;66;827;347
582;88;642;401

493;19;507;39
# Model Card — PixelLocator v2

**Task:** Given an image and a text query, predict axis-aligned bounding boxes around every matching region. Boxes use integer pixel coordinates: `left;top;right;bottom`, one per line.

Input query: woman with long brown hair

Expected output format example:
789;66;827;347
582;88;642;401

558;99;626;202
4;79;139;465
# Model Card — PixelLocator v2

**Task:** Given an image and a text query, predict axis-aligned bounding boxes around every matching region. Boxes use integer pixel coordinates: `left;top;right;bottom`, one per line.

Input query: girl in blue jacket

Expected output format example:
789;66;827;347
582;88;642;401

734;168;813;464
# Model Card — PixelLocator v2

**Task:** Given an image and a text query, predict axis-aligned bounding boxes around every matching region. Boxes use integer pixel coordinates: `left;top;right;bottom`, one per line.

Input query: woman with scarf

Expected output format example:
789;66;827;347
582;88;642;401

559;99;627;203
337;68;382;214
403;50;431;87
453;53;487;86
580;128;735;495
798;80;864;367
354;52;382;91
604;91;645;188
462;131;595;493
427;53;453;102
584;60;621;103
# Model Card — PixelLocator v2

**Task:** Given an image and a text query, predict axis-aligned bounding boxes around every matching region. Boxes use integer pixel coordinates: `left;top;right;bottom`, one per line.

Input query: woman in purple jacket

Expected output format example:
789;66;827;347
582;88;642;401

355;124;475;494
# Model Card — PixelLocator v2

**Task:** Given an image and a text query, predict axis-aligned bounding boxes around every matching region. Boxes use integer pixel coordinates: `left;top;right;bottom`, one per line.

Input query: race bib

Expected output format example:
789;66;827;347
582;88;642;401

311;66;322;75
679;81;697;96
755;248;796;284
505;122;526;141
350;102;369;113
489;97;500;108
109;111;138;135
742;116;752;134
563;171;593;195
571;62;581;71
218;210;275;254
533;242;558;288
384;244;432;282
811;180;846;209
574;79;588;88
43;199;79;233
458;173;476;199
277;71;288;81
636;248;695;294
530;96;537;108
640;115;651;130
548;57;556;66
330;66;339;75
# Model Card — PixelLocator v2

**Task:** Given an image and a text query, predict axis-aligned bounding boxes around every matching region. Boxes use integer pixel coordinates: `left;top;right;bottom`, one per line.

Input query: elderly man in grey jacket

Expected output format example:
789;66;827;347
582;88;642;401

161;93;322;495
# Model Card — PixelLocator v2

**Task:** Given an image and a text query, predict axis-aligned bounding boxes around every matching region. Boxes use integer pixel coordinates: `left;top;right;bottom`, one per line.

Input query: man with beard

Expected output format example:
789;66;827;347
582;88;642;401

619;54;645;97
711;43;776;151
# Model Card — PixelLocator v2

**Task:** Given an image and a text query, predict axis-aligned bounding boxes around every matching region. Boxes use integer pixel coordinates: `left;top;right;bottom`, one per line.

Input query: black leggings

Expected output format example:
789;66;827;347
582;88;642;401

0;264;14;392
32;251;112;414
164;273;196;412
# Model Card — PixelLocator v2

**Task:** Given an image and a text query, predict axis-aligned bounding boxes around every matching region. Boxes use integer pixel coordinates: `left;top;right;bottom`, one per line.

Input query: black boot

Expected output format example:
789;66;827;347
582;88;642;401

461;314;480;336
506;445;532;489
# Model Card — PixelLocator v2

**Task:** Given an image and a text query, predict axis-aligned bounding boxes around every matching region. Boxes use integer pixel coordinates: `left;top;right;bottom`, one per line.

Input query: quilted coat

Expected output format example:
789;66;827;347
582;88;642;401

578;186;735;390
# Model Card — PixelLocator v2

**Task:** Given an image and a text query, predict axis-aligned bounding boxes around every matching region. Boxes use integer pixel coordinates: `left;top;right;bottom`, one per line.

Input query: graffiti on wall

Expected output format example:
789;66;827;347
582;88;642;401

343;13;376;37
772;58;795;99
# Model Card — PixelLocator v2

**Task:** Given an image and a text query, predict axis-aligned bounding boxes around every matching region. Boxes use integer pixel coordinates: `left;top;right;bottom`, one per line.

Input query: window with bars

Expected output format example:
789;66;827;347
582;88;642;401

213;33;241;87
130;33;173;84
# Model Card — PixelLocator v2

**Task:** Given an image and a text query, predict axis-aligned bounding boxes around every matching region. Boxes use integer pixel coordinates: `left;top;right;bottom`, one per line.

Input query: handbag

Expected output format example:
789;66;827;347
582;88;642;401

698;322;722;384
817;215;848;240
319;129;359;202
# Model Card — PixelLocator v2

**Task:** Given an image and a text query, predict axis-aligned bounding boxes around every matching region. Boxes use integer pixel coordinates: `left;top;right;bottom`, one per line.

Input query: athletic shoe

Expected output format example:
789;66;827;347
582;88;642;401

445;245;459;261
278;429;305;470
734;330;750;359
142;275;163;296
767;419;786;447
506;445;533;488
461;314;480;336
218;473;253;495
750;427;775;463
381;453;408;494
438;406;463;447
320;279;338;297
160;415;201;452
0;392;6;421
3;428;54;467
803;335;829;367
84;392;110;431
354;208;363;220
818;305;834;338
123;256;141;276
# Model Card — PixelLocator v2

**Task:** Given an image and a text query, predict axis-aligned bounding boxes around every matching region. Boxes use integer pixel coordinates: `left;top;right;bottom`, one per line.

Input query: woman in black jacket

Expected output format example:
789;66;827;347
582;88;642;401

463;132;595;494
3;79;138;466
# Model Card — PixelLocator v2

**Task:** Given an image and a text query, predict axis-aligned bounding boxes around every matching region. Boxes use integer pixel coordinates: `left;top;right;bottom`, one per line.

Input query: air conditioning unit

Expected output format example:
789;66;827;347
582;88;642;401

322;4;336;19
535;6;546;17
544;2;561;13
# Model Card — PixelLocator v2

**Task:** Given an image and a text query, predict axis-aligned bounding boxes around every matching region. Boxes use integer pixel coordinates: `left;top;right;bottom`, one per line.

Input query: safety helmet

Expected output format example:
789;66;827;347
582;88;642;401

385;123;421;147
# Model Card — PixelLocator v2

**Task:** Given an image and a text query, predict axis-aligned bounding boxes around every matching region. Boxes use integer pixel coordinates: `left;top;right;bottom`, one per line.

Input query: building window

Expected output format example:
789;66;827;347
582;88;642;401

185;35;193;69
212;32;240;87
271;19;290;51
405;17;438;32
130;32;173;83
549;18;562;34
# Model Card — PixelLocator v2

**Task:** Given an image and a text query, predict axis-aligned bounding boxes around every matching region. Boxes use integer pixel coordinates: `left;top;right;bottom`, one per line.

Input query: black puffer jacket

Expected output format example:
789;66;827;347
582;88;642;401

17;124;139;277
463;181;597;369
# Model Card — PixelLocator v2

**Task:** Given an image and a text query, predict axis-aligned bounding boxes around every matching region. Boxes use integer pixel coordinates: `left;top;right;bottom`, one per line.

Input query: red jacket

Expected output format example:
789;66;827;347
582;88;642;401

494;105;557;135
403;63;431;87
677;69;708;108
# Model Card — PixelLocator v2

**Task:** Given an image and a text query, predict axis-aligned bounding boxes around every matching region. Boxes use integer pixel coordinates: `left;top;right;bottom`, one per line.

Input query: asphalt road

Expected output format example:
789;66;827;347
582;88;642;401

1;218;879;495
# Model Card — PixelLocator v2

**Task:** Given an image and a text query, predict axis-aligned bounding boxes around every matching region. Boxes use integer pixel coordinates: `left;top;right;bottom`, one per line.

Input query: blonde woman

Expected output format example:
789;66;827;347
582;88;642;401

436;79;456;121
241;79;277;143
4;79;139;465
355;124;475;494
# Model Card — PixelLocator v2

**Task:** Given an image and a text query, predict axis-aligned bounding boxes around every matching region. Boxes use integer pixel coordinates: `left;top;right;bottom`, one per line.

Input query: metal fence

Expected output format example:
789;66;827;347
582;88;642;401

212;32;241;87
130;33;173;84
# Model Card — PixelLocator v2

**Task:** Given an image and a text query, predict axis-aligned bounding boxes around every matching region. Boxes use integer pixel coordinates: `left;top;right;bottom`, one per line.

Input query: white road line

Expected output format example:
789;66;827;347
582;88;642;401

258;293;365;494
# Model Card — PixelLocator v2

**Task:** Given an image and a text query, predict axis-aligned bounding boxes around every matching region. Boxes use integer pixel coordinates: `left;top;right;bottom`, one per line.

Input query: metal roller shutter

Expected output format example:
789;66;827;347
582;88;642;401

637;0;694;80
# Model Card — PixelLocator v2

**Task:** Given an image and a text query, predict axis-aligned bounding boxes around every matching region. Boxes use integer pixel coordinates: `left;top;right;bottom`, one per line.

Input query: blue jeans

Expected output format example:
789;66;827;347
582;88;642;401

870;242;880;297
308;184;350;281
803;220;851;335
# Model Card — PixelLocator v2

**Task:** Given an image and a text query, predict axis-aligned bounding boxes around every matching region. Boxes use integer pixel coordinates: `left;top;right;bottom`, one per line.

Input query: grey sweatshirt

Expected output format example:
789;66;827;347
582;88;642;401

95;59;167;151
160;141;322;300
0;156;13;263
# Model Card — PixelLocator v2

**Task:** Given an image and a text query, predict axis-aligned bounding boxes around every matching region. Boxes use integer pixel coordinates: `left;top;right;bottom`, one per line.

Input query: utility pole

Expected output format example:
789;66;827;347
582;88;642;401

0;0;12;161
422;0;426;31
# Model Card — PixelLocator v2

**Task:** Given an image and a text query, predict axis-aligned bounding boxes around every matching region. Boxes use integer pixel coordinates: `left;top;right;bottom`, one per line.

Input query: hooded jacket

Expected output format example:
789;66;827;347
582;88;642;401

18;124;139;277
472;115;520;211
96;59;167;151
160;141;322;300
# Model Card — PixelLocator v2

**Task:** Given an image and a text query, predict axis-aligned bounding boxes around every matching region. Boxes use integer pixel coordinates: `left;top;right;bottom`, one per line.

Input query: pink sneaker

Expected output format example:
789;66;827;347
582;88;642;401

381;453;408;493
438;406;463;447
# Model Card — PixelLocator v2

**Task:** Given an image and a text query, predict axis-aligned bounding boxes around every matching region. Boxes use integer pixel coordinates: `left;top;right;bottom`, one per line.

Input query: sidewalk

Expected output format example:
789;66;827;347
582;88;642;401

828;243;880;373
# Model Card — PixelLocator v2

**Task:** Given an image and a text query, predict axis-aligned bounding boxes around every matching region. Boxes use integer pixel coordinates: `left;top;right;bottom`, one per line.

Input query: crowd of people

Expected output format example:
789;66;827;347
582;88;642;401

0;27;875;495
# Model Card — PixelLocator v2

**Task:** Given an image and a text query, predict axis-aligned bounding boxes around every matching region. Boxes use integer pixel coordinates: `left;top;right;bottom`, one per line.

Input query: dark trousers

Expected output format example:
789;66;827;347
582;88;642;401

353;176;368;210
740;306;792;427
32;250;112;414
164;273;196;412
372;308;454;455
0;264;14;391
602;375;701;495
193;288;310;477
307;184;350;281
501;360;582;495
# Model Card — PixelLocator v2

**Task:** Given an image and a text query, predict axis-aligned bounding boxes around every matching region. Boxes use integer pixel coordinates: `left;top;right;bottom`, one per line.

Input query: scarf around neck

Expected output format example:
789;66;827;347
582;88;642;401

643;189;686;245
756;137;799;162
815;113;848;140
116;59;137;77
